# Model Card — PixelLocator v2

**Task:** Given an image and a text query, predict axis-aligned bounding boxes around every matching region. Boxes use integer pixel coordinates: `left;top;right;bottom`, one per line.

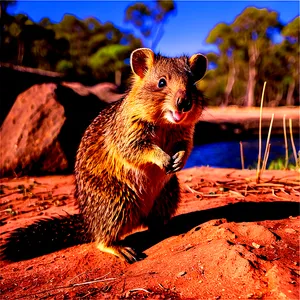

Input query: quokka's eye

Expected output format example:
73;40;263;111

158;78;167;88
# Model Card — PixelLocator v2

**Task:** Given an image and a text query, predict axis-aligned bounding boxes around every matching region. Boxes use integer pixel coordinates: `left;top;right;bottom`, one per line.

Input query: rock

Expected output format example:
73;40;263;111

234;223;278;245
0;82;122;177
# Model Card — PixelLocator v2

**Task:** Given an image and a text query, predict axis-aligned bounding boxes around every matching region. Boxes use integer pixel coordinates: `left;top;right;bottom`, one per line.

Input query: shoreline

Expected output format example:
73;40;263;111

195;106;299;145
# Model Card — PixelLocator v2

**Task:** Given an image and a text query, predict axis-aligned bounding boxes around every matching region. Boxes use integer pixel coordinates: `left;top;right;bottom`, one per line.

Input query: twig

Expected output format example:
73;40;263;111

0;208;13;213
15;277;116;299
229;190;245;198
129;288;151;293
240;141;245;170
256;81;267;183
254;183;285;187
283;115;289;169
244;184;248;196
71;277;116;287
158;283;167;290
261;143;271;173
289;118;298;166
0;191;21;199
271;189;291;201
185;184;203;194
261;113;274;173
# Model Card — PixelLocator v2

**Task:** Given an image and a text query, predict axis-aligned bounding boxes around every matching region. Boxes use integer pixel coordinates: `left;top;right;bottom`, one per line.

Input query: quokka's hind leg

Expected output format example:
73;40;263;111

145;175;180;233
93;194;147;263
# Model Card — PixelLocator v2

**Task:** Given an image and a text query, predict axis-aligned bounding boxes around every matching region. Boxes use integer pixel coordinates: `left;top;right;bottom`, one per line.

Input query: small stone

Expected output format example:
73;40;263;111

252;242;260;249
177;271;186;277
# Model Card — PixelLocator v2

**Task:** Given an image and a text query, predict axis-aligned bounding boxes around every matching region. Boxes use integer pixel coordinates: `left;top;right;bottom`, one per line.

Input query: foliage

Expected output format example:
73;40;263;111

204;8;299;106
124;0;176;50
268;157;296;170
0;3;298;105
1;10;142;83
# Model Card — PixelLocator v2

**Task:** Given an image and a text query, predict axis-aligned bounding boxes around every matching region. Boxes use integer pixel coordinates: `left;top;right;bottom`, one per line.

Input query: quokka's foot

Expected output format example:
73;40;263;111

97;242;146;263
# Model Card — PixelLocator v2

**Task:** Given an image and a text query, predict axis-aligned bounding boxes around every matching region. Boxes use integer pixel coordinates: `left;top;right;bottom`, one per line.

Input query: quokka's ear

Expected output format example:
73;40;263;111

189;54;208;82
130;48;154;78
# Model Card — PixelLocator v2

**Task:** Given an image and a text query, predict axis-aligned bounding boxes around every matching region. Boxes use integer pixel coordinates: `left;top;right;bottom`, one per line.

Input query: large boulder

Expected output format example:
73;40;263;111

0;82;123;177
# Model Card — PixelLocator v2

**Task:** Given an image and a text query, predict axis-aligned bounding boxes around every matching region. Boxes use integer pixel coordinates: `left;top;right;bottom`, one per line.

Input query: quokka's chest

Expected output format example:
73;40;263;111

153;127;190;155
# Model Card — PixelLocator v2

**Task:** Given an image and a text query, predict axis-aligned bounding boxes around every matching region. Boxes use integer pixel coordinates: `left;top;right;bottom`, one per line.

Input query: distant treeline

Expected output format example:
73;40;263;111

0;3;141;85
0;1;175;86
1;2;299;106
203;8;299;107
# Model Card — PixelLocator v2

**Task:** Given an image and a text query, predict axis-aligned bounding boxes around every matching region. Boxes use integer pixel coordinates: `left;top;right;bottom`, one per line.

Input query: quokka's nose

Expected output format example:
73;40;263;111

175;90;192;112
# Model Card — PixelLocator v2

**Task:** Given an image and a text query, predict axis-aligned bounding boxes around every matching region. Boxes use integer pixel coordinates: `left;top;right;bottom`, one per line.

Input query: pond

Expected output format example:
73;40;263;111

185;137;300;169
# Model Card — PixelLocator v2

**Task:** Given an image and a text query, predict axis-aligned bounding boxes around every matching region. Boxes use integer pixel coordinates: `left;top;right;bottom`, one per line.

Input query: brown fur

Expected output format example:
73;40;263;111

75;48;207;263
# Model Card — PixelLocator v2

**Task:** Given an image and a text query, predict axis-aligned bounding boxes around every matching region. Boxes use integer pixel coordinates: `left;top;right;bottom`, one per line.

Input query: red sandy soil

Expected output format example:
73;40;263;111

0;167;299;299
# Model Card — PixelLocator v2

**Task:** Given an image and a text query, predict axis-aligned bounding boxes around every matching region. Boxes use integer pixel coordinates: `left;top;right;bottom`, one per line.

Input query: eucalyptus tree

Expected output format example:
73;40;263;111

124;0;176;50
231;7;282;107
206;23;240;106
0;0;16;58
281;16;299;106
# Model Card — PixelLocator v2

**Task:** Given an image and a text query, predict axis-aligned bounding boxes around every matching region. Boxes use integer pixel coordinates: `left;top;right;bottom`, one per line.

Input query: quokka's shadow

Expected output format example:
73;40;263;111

124;201;300;254
2;201;298;262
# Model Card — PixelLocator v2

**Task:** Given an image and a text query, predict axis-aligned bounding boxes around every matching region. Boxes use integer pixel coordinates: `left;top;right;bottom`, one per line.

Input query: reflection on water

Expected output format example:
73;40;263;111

186;137;300;169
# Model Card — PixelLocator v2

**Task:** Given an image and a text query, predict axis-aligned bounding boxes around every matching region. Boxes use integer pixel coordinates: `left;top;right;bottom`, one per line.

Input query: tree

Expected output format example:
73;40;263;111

281;17;299;106
232;7;282;106
47;15;142;82
206;23;240;106
0;0;16;56
205;7;288;107
124;0;176;50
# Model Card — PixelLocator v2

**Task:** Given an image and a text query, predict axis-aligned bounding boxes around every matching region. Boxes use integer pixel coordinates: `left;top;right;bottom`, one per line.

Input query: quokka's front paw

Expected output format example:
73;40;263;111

166;150;186;174
161;153;173;173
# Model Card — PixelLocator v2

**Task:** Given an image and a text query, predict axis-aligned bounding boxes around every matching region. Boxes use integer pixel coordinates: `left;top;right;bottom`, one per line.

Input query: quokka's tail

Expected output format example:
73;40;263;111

1;214;89;262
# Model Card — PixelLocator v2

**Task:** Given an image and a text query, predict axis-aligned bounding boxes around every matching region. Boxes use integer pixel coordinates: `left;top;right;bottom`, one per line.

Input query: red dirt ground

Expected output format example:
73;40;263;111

0;167;299;299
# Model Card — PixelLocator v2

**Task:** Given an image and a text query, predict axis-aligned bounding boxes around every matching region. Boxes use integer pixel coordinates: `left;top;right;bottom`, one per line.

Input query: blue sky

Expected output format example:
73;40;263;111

8;1;299;56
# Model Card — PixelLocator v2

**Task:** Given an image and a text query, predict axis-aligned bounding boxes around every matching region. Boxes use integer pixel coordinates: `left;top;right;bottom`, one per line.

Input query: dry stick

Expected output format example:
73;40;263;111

240;141;245;170
289;118;298;166
256;82;267;183
129;288;151;294
261;113;274;173
261;143;271;173
15;277;117;299
271;189;291;201
283;115;289;169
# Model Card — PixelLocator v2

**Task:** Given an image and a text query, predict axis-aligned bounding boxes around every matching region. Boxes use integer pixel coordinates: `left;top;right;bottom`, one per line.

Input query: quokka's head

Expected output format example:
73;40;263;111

128;48;207;126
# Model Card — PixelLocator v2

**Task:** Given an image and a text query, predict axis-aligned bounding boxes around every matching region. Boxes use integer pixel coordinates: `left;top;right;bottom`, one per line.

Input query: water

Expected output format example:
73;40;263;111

185;137;300;169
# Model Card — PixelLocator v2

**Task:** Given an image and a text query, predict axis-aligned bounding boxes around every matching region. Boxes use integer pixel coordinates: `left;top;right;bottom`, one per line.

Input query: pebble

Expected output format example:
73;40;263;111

177;271;186;277
252;242;261;249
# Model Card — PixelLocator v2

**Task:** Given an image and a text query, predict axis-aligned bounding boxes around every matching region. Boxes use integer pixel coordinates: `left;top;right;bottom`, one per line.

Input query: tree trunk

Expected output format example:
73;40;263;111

18;40;24;65
286;78;295;106
244;43;258;107
272;84;283;107
223;59;236;106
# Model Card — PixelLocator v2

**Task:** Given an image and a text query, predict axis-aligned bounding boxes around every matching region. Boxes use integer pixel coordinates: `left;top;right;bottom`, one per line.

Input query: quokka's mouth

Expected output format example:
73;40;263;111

172;111;186;122
165;110;187;124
